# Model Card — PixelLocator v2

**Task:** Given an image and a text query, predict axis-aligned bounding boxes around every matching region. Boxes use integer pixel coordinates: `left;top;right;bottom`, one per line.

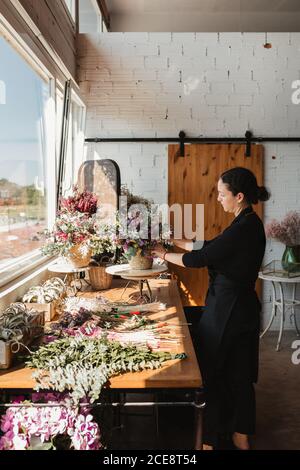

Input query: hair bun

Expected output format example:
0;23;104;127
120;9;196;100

257;185;270;202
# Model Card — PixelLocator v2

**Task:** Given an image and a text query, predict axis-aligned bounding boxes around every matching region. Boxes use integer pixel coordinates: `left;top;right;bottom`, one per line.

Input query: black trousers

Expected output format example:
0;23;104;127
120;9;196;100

202;328;257;447
184;306;258;448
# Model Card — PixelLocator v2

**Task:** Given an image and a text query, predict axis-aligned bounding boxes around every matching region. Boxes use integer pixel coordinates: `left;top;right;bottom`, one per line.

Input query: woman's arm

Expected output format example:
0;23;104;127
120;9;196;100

172;238;194;251
164;252;185;267
172;238;206;251
151;245;185;267
182;223;244;268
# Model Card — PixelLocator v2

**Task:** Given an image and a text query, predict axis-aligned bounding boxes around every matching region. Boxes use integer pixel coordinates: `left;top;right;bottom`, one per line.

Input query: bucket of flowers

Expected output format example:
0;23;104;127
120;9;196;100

88;223;117;290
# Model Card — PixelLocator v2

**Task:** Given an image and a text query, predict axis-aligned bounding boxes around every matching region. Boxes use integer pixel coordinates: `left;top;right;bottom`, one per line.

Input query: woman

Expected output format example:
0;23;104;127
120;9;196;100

152;167;270;450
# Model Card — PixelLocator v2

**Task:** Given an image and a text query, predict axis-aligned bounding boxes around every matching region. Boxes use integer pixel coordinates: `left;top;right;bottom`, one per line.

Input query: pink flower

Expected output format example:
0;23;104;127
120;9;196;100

266;211;300;246
0;393;102;451
71;415;101;450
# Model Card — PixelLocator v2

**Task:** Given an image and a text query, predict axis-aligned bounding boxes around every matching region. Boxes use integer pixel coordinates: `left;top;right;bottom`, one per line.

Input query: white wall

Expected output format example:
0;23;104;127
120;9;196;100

78;32;300;331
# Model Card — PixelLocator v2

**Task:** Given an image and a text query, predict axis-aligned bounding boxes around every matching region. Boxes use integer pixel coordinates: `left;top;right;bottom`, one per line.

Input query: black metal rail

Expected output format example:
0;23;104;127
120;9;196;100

85;130;300;157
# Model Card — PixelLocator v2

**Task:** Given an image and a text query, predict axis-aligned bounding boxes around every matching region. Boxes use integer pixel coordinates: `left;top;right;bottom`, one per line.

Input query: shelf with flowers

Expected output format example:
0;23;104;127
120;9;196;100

265;210;300;273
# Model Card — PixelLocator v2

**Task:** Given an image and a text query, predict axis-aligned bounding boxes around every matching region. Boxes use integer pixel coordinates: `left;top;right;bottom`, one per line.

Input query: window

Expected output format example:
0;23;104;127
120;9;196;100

79;0;104;33
0;34;55;284
62;95;86;196
63;0;76;21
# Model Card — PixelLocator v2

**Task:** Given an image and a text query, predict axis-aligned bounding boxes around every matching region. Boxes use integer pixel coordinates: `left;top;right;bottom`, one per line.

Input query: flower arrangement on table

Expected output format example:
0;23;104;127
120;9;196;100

89;223;117;264
115;186;172;269
40;186;116;268
265;210;300;272
0;392;101;450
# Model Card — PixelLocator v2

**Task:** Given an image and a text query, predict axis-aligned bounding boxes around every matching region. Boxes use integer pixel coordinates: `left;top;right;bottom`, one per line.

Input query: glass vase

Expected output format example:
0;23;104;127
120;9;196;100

281;245;300;273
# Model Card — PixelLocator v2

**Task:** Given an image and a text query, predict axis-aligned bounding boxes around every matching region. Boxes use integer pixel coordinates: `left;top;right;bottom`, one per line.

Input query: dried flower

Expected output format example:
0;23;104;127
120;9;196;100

265;211;300;246
60;186;98;216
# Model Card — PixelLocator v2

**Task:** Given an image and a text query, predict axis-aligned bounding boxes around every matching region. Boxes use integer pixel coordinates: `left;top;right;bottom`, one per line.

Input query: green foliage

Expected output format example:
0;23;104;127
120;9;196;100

26;336;186;403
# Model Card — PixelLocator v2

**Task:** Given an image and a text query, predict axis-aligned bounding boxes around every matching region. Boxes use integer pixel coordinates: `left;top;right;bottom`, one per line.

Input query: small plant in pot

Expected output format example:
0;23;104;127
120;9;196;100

88;224;117;290
115;187;171;270
40;187;98;268
265;210;300;273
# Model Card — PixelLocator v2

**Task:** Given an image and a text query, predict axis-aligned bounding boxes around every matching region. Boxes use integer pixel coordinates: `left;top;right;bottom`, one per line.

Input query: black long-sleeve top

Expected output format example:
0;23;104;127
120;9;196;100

182;206;266;286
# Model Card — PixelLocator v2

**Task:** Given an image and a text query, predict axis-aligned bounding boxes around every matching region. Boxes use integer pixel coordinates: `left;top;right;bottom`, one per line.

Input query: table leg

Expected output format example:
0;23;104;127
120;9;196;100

291;283;300;337
276;282;285;351
260;281;277;339
120;280;132;300
136;280;152;303
145;279;153;302
193;390;205;450
64;273;78;296
139;280;144;298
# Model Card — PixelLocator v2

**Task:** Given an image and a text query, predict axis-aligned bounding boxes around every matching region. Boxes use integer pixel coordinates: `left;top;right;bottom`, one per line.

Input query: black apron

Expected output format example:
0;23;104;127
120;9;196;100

197;270;261;386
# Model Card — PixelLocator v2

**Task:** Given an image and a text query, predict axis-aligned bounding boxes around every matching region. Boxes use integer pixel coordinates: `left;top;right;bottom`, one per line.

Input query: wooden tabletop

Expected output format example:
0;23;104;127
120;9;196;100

0;279;202;390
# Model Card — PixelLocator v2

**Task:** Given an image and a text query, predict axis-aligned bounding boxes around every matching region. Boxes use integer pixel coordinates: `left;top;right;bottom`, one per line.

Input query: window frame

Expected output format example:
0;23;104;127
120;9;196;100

0;28;87;289
61;0;76;25
0;31;57;288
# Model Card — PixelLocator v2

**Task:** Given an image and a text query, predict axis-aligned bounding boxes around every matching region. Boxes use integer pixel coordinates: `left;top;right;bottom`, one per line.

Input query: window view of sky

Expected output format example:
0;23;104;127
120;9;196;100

0;35;48;187
0;35;48;265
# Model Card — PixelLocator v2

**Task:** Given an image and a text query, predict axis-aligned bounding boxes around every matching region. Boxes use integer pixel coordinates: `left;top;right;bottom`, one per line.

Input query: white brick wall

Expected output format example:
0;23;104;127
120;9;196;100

78;32;300;331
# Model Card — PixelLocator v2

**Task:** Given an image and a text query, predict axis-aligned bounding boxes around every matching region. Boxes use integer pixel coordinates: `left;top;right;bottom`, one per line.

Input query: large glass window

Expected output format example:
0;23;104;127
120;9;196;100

0;35;51;278
58;87;86;197
79;0;104;33
63;0;76;21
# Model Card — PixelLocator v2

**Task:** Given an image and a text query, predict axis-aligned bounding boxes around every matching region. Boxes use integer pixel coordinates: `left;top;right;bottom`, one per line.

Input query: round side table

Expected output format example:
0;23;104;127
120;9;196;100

105;263;168;303
259;272;300;351
48;262;90;295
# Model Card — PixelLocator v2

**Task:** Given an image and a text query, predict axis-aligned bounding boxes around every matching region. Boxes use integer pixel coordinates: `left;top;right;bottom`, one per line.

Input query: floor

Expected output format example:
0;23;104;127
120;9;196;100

254;330;300;450
102;330;300;450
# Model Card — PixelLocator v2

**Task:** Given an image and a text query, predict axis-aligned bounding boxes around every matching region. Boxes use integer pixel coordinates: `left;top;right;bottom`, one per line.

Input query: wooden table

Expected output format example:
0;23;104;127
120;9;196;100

0;279;204;448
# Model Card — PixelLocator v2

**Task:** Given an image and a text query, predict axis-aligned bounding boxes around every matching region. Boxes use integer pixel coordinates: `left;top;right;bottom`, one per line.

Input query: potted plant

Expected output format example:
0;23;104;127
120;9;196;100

115;187;171;270
88;224;117;290
40;187;98;268
22;277;66;321
265;211;300;272
0;303;44;369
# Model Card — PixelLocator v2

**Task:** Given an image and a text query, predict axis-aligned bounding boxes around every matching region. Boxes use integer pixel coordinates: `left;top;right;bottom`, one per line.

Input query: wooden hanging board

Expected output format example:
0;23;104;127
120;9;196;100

168;143;264;306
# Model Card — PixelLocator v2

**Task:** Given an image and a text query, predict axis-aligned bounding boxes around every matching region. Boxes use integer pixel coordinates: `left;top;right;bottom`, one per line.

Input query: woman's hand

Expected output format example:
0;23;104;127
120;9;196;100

152;244;186;267
151;244;167;260
171;238;194;251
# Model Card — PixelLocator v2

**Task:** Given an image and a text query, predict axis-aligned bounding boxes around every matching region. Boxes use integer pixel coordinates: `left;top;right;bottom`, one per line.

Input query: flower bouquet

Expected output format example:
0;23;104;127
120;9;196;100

41;212;96;267
79;220;118;290
41;187;99;268
265;211;300;272
0;392;101;450
116;187;171;270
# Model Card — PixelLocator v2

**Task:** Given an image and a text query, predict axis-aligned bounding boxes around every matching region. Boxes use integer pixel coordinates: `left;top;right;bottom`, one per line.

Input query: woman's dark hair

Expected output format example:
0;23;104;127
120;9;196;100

220;167;270;204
